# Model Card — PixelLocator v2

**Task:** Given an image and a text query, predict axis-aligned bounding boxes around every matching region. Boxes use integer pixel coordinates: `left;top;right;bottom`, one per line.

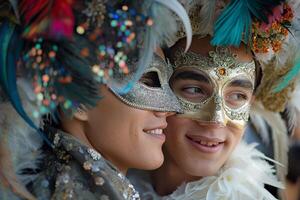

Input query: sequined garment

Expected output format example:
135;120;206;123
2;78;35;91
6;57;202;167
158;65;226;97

29;128;140;200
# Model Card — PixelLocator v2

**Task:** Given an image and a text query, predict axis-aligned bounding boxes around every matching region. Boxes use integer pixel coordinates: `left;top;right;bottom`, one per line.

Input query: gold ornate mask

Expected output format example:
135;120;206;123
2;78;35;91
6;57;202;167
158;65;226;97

170;47;255;128
110;54;182;112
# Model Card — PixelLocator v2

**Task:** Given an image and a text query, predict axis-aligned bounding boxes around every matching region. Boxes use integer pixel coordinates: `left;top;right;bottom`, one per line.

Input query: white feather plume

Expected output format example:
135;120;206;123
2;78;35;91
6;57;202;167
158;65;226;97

250;101;288;196
154;0;192;52
129;142;283;200
0;79;43;200
197;0;217;36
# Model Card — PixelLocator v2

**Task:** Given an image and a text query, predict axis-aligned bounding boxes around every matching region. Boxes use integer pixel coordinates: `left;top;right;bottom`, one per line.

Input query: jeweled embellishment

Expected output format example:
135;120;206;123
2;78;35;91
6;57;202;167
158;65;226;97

53;133;60;146
218;68;226;76
83;161;92;170
87;148;102;160
94;176;105;186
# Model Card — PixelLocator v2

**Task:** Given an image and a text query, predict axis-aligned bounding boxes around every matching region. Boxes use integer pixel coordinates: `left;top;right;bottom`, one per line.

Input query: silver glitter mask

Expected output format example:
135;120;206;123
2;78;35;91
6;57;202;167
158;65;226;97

170;47;255;127
110;54;182;113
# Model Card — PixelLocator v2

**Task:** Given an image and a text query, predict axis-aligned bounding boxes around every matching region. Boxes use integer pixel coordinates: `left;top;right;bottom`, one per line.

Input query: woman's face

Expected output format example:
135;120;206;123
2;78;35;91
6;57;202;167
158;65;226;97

85;87;171;172
162;36;255;178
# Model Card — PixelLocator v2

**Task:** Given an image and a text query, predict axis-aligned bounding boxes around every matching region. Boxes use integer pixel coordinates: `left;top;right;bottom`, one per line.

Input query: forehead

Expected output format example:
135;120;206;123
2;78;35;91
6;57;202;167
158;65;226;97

171;36;254;63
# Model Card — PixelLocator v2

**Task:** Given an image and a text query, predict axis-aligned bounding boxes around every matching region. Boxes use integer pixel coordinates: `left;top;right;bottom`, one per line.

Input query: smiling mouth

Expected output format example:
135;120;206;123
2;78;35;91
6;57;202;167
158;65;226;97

186;135;225;153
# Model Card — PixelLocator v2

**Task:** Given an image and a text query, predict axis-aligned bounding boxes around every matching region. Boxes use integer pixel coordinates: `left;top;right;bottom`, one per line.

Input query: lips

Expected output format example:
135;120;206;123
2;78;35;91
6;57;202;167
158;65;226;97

186;134;225;153
143;124;167;142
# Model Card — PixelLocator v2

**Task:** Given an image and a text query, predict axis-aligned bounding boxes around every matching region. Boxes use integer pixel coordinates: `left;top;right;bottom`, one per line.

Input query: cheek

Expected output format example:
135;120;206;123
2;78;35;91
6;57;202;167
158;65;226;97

226;125;245;149
166;116;189;133
164;116;191;149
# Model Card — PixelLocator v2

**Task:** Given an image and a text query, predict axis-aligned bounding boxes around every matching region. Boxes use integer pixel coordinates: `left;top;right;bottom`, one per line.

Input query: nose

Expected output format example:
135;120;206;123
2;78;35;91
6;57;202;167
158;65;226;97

153;111;175;118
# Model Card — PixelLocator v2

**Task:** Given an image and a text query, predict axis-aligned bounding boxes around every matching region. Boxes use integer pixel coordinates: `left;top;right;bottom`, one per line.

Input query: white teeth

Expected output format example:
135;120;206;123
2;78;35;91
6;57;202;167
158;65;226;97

146;129;163;135
198;140;219;146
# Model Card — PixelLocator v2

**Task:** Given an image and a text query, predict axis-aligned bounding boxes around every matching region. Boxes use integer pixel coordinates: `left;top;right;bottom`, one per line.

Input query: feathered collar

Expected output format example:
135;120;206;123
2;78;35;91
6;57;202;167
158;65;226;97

130;141;283;200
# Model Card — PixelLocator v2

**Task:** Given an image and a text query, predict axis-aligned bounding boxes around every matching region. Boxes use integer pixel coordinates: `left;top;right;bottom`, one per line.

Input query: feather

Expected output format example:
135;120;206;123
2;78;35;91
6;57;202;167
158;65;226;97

211;0;284;46
207;142;283;200
274;54;300;93
284;81;300;136
0;0;20;23
198;0;217;36
141;141;283;200
211;0;252;46
283;103;298;135
0;79;43;200
0;138;36;200
7;80;44;185
154;0;192;52
0;20;52;146
251;101;288;190
20;0;75;39
289;80;300;113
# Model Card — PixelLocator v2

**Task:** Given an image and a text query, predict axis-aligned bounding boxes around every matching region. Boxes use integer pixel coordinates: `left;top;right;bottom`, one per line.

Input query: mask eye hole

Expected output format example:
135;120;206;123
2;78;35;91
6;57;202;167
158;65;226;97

139;71;161;88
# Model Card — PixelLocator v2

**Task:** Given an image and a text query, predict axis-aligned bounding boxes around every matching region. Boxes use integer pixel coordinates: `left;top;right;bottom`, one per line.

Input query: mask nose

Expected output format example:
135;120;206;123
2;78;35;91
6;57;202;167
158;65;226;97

211;109;228;126
211;95;228;126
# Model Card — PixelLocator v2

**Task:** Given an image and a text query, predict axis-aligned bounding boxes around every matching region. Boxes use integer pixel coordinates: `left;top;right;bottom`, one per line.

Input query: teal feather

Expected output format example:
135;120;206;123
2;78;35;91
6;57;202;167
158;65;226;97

274;57;300;93
211;0;284;47
211;0;251;46
0;20;53;147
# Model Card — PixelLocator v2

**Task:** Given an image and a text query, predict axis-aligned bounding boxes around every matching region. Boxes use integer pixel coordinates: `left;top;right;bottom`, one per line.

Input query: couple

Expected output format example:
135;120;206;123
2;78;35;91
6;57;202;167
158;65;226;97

30;36;280;200
1;0;299;199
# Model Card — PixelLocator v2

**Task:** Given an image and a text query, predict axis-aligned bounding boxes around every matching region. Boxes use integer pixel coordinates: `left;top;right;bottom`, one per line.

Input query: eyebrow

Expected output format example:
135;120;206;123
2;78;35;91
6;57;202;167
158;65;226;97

173;71;210;83
227;79;254;89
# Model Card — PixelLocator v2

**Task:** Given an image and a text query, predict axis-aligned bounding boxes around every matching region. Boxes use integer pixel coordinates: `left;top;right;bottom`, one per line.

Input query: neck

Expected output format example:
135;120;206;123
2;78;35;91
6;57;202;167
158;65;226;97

151;156;199;196
102;153;128;174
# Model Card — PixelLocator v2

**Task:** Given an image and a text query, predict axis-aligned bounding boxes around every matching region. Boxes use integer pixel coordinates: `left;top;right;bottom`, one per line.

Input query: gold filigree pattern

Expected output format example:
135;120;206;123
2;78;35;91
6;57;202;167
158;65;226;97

171;47;255;126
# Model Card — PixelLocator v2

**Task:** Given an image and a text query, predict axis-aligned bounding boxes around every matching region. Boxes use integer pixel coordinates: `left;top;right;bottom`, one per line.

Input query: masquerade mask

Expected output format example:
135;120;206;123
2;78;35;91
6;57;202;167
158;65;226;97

110;54;182;113
170;47;255;127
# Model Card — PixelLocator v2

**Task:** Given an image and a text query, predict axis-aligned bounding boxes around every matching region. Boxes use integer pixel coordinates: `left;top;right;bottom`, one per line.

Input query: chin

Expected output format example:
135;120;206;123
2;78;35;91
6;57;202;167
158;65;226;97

184;159;223;177
140;152;164;170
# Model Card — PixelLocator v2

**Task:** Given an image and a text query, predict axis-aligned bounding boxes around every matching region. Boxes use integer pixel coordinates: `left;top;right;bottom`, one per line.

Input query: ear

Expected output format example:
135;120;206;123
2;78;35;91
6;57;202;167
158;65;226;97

73;106;89;121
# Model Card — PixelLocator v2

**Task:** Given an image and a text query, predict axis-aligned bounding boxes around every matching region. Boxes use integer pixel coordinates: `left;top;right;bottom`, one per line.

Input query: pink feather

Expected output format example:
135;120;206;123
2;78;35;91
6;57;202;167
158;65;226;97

20;0;75;40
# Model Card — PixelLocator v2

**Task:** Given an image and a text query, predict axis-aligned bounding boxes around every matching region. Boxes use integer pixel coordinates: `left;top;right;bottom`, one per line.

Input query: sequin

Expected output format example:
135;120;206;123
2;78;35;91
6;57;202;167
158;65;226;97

83;161;92;171
87;148;102;161
94;177;105;186
53;133;60;146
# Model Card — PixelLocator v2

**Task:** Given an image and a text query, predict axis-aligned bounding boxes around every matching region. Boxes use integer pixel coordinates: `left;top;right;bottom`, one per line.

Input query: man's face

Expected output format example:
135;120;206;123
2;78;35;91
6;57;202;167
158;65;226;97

162;36;255;177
